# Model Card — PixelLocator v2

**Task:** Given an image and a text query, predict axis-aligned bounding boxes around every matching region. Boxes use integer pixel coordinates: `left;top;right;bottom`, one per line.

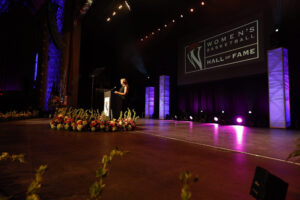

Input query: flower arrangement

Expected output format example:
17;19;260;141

49;108;139;132
0;110;39;122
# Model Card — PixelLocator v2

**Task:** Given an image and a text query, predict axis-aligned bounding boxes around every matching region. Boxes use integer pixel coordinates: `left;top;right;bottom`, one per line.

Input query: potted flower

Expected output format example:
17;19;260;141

76;120;84;131
90;120;98;132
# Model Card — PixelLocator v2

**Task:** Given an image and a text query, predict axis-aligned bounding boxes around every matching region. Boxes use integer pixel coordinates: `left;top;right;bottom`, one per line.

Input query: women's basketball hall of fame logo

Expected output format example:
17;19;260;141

184;20;259;74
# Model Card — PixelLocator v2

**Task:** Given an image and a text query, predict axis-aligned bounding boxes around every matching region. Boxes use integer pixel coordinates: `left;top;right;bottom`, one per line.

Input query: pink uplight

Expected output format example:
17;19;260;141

236;117;243;123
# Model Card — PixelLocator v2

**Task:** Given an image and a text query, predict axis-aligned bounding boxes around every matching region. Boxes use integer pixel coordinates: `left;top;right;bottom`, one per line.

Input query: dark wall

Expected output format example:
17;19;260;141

0;4;42;111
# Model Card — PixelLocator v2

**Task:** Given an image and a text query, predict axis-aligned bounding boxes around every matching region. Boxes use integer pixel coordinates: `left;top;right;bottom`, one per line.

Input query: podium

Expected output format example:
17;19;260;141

104;90;122;118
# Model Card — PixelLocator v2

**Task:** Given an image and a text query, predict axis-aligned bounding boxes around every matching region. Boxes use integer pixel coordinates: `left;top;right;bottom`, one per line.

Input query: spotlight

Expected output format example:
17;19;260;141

112;11;116;16
201;1;205;6
140;38;144;42
164;24;167;27
172;19;175;23
118;5;123;10
248;110;252;114
200;110;203;113
106;17;111;22
145;35;148;38
221;110;225;114
157;28;161;31
180;14;184;18
214;117;219;122
275;28;279;32
125;1;131;11
236;117;243;124
146;76;150;79
190;8;194;13
152;32;155;35
174;115;178;120
189;116;193;120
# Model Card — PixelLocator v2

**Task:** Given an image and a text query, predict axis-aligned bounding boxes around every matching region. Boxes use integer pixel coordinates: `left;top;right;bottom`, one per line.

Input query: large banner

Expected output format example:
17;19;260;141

185;20;259;73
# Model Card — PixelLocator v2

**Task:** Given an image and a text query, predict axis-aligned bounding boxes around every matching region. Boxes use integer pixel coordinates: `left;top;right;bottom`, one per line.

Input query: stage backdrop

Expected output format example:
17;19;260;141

178;17;265;85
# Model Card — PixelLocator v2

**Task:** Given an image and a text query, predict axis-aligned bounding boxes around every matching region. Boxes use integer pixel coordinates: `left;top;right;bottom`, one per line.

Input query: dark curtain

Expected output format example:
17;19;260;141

178;74;269;120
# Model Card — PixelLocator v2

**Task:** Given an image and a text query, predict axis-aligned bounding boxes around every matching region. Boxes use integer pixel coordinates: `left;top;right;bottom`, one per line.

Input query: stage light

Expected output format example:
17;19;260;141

190;8;194;13
140;38;144;42
236;117;243;123
180;14;184;18
275;28;279;32
145;35;148;38
214;117;219;122
248;110;252;114
125;1;131;11
157;28;161;31
172;19;175;23
147;76;150;79
189;116;193;120
118;5;123;10
201;1;205;6
174;115;178;119
106;17;111;22
164;24;167;27
200;110;203;113
112;11;116;16
221;110;225;114
151;32;155;35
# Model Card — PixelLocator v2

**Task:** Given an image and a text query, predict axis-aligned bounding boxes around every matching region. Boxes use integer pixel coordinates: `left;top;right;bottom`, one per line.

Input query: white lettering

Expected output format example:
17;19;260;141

249;26;255;33
238;31;244;37
221;36;227;42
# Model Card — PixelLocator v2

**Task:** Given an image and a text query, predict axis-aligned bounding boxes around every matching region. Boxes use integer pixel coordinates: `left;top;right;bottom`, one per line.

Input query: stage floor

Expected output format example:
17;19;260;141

0;118;299;200
136;119;300;164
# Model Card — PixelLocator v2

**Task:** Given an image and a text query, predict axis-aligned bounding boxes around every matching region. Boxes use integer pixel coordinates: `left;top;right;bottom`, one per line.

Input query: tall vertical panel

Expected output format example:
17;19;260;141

283;48;291;127
268;48;290;128
145;87;155;118
159;75;170;119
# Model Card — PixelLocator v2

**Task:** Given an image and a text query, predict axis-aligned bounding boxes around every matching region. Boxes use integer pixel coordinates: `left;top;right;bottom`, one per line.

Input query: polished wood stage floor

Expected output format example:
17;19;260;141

0;118;299;200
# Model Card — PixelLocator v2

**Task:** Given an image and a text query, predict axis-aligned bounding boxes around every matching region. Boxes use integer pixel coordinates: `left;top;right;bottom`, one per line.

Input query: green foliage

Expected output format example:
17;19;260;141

287;138;300;160
89;147;128;200
179;171;198;200
0;152;25;163
26;165;48;200
89;181;105;199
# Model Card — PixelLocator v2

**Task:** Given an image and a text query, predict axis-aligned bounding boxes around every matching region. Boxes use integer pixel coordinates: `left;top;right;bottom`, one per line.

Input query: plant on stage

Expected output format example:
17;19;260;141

0;110;39;122
50;107;139;132
0;152;25;163
179;171;198;200
287;138;300;161
26;165;48;200
89;147;128;200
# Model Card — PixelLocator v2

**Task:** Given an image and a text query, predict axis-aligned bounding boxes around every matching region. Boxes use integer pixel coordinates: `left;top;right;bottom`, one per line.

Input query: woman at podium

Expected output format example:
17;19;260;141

114;78;129;112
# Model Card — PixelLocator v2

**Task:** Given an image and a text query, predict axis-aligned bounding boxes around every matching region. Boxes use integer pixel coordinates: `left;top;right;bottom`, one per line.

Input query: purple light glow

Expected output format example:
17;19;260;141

159;75;170;119
34;53;38;81
233;125;245;150
145;87;155;118
213;123;219;145
45;0;65;110
0;0;8;13
236;117;243;123
268;48;291;128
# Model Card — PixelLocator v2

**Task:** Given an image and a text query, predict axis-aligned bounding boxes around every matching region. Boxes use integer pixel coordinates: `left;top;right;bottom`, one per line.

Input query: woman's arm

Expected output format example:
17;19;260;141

114;86;128;96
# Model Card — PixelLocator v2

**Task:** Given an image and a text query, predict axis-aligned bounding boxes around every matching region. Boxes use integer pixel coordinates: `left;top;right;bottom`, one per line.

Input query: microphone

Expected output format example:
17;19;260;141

111;86;117;91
